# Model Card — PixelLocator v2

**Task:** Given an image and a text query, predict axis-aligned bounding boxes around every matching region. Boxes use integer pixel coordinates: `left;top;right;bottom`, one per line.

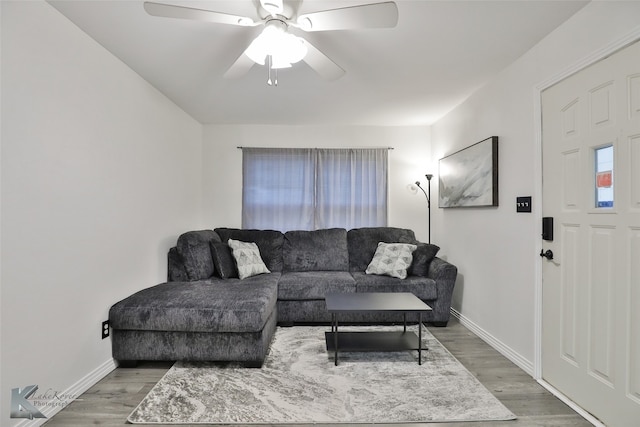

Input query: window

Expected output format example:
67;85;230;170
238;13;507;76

595;145;613;208
242;148;388;231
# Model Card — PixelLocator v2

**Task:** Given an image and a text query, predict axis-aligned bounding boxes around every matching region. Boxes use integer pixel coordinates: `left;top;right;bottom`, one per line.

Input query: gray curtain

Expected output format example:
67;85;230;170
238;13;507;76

242;148;315;231
315;148;388;229
242;147;388;231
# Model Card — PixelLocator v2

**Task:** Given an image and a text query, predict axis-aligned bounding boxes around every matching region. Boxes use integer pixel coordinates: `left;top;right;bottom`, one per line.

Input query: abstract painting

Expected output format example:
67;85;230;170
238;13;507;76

438;137;498;208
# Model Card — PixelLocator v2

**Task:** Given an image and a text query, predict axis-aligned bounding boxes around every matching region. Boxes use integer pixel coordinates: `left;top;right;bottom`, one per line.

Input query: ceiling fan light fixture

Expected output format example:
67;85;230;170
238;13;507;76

270;57;293;69
271;34;306;68
245;21;307;69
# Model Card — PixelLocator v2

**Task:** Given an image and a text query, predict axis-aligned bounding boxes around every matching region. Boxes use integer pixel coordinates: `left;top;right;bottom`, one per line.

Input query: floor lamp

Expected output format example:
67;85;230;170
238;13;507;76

415;174;433;244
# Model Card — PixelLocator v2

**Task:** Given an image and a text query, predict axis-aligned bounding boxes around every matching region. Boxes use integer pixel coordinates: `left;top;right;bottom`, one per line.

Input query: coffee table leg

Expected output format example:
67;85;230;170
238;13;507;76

403;313;407;333
418;312;422;365
334;314;339;366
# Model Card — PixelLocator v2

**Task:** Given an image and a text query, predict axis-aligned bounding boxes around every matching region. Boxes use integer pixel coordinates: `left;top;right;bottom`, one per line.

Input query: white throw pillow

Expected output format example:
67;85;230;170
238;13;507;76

227;239;271;280
365;242;417;279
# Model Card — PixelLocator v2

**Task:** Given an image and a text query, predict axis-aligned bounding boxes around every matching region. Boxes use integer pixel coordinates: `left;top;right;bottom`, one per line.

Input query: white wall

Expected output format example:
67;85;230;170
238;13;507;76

0;1;203;424
202;125;432;241
430;1;640;373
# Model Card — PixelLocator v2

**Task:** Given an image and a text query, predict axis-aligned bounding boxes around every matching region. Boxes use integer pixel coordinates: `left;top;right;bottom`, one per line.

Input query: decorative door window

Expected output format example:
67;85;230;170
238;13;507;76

595;145;614;208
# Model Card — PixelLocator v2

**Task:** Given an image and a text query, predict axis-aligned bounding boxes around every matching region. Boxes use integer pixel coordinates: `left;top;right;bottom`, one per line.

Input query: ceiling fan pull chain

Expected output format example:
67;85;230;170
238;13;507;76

266;55;279;87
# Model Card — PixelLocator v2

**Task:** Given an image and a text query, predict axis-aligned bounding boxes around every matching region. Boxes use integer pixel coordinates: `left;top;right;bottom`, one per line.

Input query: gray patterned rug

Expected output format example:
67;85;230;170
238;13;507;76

128;325;516;424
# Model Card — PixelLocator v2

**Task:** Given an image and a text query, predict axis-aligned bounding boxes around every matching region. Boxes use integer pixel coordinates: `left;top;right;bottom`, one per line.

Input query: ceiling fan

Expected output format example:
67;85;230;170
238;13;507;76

143;0;398;85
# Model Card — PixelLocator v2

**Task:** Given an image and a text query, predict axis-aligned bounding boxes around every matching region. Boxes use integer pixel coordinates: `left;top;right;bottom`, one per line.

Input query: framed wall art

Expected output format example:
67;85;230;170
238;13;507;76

438;136;498;208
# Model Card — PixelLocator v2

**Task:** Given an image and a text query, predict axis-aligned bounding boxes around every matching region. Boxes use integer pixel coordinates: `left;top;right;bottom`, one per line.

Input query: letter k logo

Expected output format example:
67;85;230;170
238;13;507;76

10;385;46;419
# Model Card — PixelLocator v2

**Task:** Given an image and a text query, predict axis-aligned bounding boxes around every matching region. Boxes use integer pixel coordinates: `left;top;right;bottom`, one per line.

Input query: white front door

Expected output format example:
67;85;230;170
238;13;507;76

541;39;640;426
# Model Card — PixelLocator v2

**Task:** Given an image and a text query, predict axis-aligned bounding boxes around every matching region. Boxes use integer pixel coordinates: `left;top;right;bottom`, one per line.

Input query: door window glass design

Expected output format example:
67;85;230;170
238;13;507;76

595;145;613;208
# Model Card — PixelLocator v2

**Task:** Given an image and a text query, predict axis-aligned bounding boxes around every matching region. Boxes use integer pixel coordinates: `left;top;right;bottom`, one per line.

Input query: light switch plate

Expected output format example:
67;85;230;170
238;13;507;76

516;196;532;213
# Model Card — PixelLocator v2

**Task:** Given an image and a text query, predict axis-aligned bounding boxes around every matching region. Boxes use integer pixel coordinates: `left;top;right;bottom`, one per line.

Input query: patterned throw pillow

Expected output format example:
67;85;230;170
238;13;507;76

365;242;417;279
227;239;271;280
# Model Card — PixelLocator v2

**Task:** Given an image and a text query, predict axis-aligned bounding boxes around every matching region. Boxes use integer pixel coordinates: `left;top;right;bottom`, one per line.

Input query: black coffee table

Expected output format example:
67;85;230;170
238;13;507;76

324;292;432;365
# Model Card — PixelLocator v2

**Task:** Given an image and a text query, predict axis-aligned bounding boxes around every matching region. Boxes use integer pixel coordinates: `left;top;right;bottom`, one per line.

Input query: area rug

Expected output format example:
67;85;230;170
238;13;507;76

128;325;516;424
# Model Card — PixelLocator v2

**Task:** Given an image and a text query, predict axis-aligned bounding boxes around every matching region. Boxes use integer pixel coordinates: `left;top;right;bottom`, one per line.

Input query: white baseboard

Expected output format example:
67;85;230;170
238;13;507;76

450;310;599;426
450;308;535;376
13;358;117;427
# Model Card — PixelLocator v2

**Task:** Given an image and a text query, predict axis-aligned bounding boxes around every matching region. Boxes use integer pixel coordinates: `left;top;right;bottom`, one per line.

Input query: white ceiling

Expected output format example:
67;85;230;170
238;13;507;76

48;0;588;126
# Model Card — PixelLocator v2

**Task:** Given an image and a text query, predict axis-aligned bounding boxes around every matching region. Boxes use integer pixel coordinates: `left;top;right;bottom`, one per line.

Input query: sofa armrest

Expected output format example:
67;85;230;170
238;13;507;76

426;257;458;325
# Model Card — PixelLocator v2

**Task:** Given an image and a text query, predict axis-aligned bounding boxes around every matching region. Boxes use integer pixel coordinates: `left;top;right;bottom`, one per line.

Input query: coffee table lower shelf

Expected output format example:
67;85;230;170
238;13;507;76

325;331;424;361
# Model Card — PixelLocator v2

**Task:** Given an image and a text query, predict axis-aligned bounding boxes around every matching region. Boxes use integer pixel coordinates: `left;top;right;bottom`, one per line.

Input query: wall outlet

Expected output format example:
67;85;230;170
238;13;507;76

102;320;110;339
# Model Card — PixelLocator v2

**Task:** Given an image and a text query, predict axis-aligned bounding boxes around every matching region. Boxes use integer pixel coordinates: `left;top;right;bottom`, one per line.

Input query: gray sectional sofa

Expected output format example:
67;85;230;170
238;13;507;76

109;227;457;367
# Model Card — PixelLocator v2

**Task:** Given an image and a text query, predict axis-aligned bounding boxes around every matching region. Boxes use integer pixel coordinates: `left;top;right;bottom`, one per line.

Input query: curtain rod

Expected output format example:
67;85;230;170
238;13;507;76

236;146;394;150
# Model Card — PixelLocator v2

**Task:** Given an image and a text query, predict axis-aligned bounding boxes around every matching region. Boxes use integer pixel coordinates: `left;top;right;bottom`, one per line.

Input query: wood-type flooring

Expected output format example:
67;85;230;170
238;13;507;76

44;318;593;426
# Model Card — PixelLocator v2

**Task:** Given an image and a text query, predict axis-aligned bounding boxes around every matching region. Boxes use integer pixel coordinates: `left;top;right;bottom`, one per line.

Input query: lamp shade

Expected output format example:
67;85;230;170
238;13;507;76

245;21;307;69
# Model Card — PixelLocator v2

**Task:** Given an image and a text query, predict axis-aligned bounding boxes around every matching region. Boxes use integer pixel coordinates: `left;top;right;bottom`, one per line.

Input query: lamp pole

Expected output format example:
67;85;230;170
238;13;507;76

415;174;433;244
425;174;433;244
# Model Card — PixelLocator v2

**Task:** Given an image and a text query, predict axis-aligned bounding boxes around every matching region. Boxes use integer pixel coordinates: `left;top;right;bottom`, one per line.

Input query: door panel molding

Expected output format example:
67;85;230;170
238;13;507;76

630;135;640;210
561;224;580;366
587;225;616;388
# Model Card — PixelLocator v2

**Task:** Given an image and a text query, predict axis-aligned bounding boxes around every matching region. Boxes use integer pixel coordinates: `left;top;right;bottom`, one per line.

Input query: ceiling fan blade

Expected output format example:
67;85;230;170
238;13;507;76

144;2;257;26
302;39;345;81
223;50;256;79
296;1;398;32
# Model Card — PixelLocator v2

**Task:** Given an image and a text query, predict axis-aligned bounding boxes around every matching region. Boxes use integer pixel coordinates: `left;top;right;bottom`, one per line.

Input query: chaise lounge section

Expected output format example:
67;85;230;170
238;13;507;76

109;227;457;367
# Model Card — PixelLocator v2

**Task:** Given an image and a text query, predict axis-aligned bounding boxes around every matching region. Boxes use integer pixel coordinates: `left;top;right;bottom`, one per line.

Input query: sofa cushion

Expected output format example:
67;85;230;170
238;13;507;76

407;243;440;277
365;242;417;279
278;271;356;300
109;275;279;333
215;228;284;272
347;227;418;272
283;228;349;272
228;239;271;279
176;230;221;281
210;242;238;279
351;272;438;300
